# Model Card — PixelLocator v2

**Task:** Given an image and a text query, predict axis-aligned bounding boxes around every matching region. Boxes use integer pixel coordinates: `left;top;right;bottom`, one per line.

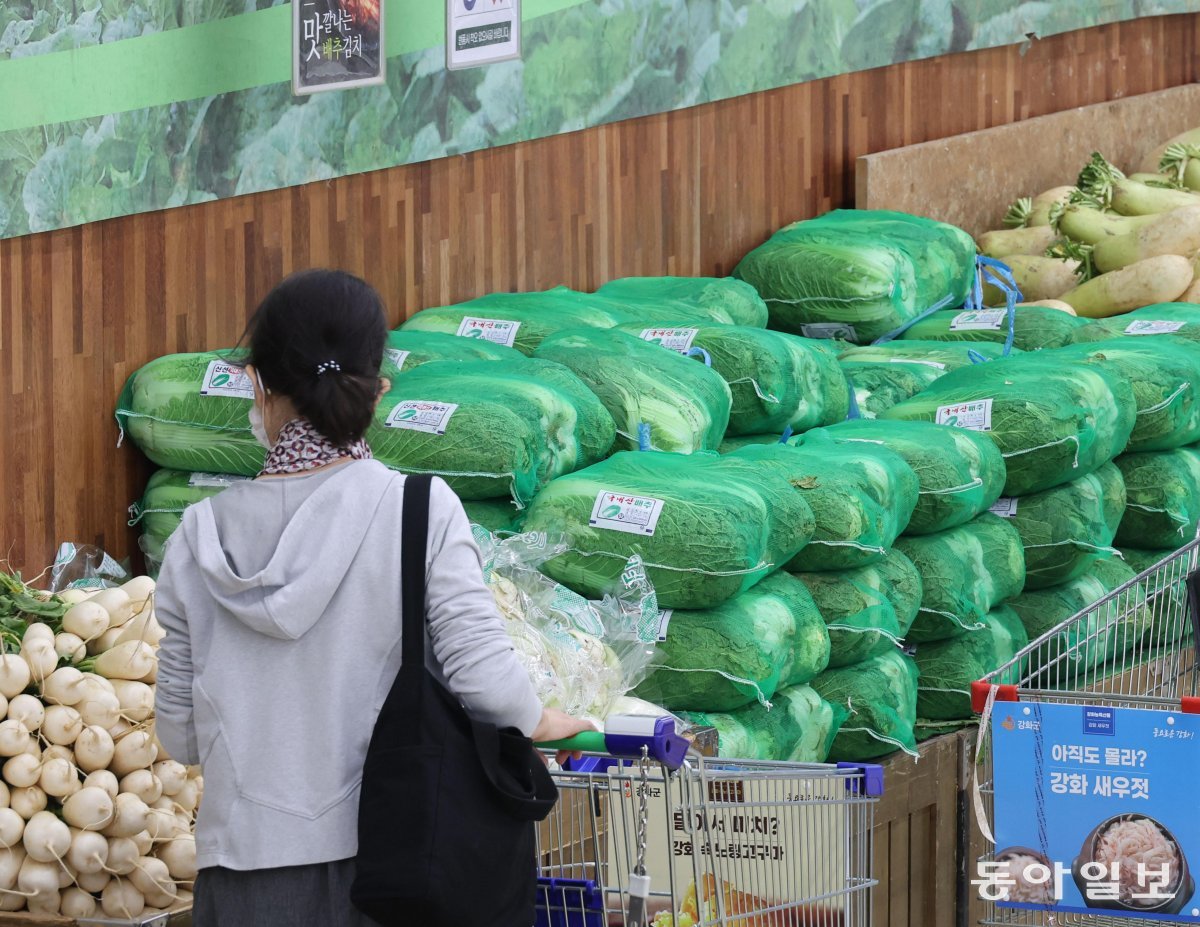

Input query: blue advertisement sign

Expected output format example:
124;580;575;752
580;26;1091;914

988;701;1200;921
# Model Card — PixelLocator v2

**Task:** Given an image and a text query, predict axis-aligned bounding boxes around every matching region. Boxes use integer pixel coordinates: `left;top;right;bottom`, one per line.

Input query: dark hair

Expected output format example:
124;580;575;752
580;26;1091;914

243;269;388;447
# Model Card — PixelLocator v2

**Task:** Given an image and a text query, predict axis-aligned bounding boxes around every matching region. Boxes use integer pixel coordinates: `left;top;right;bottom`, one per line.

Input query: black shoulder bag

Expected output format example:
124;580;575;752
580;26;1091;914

351;474;559;927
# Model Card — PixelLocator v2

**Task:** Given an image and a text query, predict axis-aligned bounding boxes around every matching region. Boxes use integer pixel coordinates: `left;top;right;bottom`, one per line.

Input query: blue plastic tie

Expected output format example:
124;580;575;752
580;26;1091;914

845;377;863;420
968;349;989;365
686;346;713;367
779;425;795;444
871;291;958;345
637;423;652;451
967;256;1024;358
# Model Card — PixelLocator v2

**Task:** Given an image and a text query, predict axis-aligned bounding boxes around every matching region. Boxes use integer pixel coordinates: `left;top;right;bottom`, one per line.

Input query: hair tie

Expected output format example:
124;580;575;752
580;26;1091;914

316;360;342;376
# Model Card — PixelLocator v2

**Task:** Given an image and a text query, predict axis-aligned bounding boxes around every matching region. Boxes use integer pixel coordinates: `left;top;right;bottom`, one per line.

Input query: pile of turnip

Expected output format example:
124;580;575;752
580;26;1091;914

0;571;200;919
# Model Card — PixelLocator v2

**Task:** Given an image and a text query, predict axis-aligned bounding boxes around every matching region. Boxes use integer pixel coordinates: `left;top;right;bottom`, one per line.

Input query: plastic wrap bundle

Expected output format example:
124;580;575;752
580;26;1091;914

796;419;1007;535
896;306;1084;351
811;649;920;759
615;323;849;436
729;435;919;571
398;286;633;355
881;353;1138;495
680;684;846;763
1002;463;1125;590
1008;559;1149;678
129;469;248;576
839;339;1014;370
633;572;830;712
115;351;263;475
597;276;769;328
913;606;1029;721
793;548;922;668
1072;303;1200;345
367;358;615;504
896;514;1027;642
461;499;525;535
839;360;944;419
732;209;976;344
1116;446;1200;548
1052;339;1200;452
522;451;815;609
533;329;732;454
379;329;520;379
475;529;659;723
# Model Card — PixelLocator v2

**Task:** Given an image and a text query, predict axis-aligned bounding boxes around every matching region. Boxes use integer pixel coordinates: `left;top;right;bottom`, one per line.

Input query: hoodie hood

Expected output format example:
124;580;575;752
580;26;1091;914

182;461;397;641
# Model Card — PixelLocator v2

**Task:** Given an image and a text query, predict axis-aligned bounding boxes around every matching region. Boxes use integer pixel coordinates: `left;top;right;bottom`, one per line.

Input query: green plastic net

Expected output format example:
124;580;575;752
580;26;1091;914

533;329;732;454
368;358;615;504
796;419;1007;536
729;435;919;572
613;324;850;436
680;684;846;763
839;340;1014;370
1116;446;1200;548
461;499;526;536
522;451;815;609
1072;303;1200;345
597;276;769;328
913;605;1029;722
1120;547;1179;574
895;513;1027;643
896;306;1084;352
380;329;521;379
633;572;830;712
1004;462;1126;590
115;351;263;476
793;548;923;668
838;361;945;419
881;353;1138;495
811;649;920;760
732;209;977;344
129;469;249;576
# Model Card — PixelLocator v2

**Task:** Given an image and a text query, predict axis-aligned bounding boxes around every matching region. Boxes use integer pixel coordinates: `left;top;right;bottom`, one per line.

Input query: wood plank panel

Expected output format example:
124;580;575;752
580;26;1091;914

1;14;1198;572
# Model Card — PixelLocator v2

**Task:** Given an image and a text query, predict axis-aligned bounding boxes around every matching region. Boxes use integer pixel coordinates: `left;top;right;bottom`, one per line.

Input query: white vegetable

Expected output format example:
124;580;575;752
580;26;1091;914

42;705;83;747
130;829;153;857
62;885;99;917
82;770;118;800
20;640;57;684
54;632;88;664
39;757;78;798
0;721;32;758
121;577;155;611
7;695;43;733
91;589;134;628
22;811;70;863
79;686;124;729
116;610;165;648
94;641;157;682
108;718;133;741
152;761;187;798
41;666;86;706
0;656;30;700
0;810;23;849
9;787;47;821
105;837;138;875
144;808;174;841
67;828;109;875
21;624;54;647
63;787;114;831
62;601;109;642
111;731;157;776
57;589;89;606
0;781;10;810
0;846;23;891
102;793;149;839
75;725;115;773
41;745;72;765
102;876;145;918
2;754;40;789
110;680;155;723
76;868;111;893
0;695;11;723
120;770;163;805
21;739;39;759
131;855;176;905
156;835;196;882
88;627;126;656
174;778;200;814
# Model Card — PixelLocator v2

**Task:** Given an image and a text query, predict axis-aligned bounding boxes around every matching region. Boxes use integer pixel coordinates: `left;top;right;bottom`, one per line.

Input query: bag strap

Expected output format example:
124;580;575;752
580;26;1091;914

401;474;433;669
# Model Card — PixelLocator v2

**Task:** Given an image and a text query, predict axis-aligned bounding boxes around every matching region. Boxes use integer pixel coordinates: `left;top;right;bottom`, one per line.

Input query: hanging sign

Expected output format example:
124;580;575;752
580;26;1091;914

446;0;521;70
293;0;385;96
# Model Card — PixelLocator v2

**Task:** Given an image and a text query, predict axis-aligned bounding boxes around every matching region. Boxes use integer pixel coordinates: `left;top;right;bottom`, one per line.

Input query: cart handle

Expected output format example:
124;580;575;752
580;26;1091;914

536;715;690;770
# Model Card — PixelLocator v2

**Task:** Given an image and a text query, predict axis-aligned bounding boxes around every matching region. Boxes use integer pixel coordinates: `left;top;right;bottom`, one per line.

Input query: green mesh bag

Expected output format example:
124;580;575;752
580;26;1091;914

613;324;850;436
129;469;249;576
729;435;919;571
368;358;615;504
634;572;830;712
680;684;846;762
1072;303;1200;345
796;419;1007;535
732;209;976;344
1116;446;1200;548
1052;339;1200;452
598;276;769;328
896;514;1027;643
881;353;1138;495
1004;462;1126;590
1008;559;1149;678
380;329;520;379
811;649;920;760
115;351;264;476
398;287;633;355
839;361;945;419
523;451;815;609
461;499;526;536
897;307;1084;351
533;329;732;454
839;340;1015;370
793;549;923;668
913;606;1029;721
1120;547;1178;573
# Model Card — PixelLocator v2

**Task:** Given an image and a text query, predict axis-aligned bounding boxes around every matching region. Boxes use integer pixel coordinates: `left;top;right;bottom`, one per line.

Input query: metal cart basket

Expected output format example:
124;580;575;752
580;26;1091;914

969;539;1200;927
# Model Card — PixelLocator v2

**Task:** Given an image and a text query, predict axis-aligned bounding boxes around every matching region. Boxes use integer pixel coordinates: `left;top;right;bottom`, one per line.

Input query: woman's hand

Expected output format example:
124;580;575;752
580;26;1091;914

531;708;597;766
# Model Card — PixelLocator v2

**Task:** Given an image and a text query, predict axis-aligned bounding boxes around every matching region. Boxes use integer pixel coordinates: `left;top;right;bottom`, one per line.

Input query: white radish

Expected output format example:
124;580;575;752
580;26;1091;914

0;656;30;700
67;828;109;875
121;577;155;611
39;757;77;798
120;770;162;806
91;589;134;628
94;641;157;681
63;787;114;831
41;666;86;706
0;694;11;722
2;754;40;788
174;778;200;814
111;730;156;776
22;811;70;863
0;721;32;758
0;890;23;911
116;610;165;648
20;641;57;684
102;794;149;839
57;589;89;606
0;846;23;890
155;834;196;882
62;601;109;642
152;761;187;798
110;680;155;723
62;885;99;917
140;661;158;684
76;867;111;893
20;624;54;647
82;770;118;800
131;829;153;857
79;689;123;731
131;855;175;903
42;705;83;746
9;787;47;821
27;888;61;914
88;626;126;656
21;738;39;759
171;811;191;836
41;745;72;764
102;876;146;917
144;808;175;841
0;810;23;849
7;695;43;733
55;632;88;664
75;725;115;773
105;837;138;875
0;781;10;810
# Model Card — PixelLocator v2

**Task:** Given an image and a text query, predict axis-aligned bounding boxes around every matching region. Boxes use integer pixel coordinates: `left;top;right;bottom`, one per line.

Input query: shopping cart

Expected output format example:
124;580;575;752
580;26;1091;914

969;539;1200;927
536;716;884;927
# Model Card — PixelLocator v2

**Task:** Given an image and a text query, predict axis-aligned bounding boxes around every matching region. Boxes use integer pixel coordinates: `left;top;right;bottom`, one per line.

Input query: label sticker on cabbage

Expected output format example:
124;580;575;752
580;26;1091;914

384;401;459;435
383;348;410;371
889;357;946;370
187;473;250;489
1124;320;1186;335
590;491;665;536
655;610;673;641
639;328;699;354
936;399;993;431
456;317;520;347
989;497;1018;517
950;309;1006;331
800;322;857;341
200;361;254;399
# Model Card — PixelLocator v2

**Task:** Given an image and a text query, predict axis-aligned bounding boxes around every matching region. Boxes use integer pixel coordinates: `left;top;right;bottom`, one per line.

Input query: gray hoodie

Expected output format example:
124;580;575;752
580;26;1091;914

154;460;542;872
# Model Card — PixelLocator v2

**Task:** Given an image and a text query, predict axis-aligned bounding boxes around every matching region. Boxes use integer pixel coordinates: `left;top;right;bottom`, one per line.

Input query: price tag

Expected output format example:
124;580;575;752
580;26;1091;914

936;399;993;431
200;360;254;399
456;317;520;347
384;401;459;435
383;348;410;372
639;328;699;354
950;309;1006;331
590;491;665;536
989;498;1019;517
187;473;250;489
800;323;857;341
1124;320;1186;335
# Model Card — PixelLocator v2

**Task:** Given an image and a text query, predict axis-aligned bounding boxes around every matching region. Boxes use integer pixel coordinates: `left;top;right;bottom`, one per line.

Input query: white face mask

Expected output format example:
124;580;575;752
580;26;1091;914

249;370;272;448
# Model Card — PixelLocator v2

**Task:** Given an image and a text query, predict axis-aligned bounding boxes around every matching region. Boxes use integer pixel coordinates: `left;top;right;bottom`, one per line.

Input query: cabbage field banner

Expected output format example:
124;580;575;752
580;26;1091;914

1;0;1199;239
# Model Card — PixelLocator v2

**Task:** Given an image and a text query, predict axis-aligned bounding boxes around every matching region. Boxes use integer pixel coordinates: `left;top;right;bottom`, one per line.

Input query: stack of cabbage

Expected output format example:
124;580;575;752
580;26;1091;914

129;471;249;575
896;306;1085;352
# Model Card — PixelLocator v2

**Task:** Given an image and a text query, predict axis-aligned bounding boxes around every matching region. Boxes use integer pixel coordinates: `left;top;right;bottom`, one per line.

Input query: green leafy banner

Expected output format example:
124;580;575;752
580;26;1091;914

1;0;1197;239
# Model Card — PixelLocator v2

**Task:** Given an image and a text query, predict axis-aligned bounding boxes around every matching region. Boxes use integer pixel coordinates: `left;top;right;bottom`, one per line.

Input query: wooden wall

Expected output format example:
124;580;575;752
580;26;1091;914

2;14;1199;573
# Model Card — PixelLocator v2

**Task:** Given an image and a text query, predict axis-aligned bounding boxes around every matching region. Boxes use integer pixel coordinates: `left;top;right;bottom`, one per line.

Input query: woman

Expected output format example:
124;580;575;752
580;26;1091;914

154;270;590;926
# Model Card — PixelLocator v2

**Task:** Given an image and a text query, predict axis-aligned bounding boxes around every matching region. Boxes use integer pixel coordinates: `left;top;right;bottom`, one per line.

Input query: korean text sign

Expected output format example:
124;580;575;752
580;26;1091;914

293;0;384;95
